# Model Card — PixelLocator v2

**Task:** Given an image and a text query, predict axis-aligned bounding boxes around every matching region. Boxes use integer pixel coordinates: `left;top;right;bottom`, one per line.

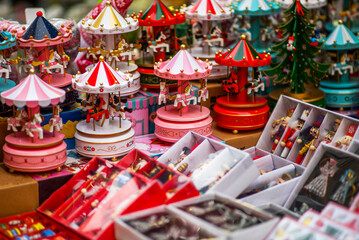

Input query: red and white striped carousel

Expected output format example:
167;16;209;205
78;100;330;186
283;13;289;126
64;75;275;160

72;56;135;158
1;69;67;172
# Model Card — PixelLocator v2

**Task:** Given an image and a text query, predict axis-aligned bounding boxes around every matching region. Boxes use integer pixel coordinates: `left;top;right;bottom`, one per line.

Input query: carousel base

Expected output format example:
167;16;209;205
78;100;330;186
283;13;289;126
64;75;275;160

75;118;135;158
213;95;269;132
3;131;67;172
40;73;73;88
319;80;359;109
268;87;326;109
154;105;213;142
0;78;16;92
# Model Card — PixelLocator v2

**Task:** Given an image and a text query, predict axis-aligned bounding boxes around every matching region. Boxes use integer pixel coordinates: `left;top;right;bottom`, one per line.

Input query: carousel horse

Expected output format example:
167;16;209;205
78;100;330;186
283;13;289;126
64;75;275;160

222;69;239;94
108;39;136;65
203;26;224;47
238;21;251;41
329;54;353;76
260;16;278;43
49;106;63;133
7;108;28;132
0;56;11;80
198;79;208;103
23;112;44;140
109;94;132;120
40;51;64;75
148;31;170;53
246;72;265;95
174;84;197;107
79;39;109;60
158;82;169;105
86;97;109;122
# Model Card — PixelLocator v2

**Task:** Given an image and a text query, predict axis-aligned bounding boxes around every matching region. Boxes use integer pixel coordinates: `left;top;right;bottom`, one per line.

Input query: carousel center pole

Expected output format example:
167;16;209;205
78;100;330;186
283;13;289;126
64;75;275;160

236;67;248;102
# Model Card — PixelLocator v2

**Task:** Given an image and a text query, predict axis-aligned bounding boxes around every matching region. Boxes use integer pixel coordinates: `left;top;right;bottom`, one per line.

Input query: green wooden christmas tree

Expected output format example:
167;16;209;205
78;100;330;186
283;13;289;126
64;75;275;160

264;0;330;94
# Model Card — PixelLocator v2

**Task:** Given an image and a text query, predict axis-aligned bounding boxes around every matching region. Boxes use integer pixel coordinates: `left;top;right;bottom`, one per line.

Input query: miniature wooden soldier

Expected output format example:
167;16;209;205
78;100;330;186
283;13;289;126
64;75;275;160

295;115;324;165
270;108;295;153
280;110;310;158
336;124;358;150
319;119;341;145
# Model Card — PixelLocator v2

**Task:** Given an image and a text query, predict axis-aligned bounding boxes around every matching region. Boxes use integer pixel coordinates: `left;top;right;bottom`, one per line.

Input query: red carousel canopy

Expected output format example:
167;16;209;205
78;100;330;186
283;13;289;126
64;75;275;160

137;0;186;27
215;35;271;67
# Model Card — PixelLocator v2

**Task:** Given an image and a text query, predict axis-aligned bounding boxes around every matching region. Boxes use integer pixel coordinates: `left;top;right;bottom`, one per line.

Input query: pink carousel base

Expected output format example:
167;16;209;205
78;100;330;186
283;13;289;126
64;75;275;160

154;105;213;142
40;73;73;88
3;131;67;172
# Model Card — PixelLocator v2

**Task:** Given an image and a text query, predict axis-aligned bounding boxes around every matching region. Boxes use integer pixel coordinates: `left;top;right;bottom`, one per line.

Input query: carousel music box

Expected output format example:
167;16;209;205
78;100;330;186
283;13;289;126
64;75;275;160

80;1;140;96
213;35;270;133
0;29;16;114
1;69;67;172
319;20;359;109
72;56;135;158
16;11;77;106
154;45;212;142
181;0;234;81
279;0;326;9
135;0;185;90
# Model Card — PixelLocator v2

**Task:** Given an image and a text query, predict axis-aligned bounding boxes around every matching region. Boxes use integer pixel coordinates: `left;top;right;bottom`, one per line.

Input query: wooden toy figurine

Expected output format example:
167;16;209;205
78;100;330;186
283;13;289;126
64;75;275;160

336;124;358;150
1;69;67;172
271;108;295;153
72;56;135;158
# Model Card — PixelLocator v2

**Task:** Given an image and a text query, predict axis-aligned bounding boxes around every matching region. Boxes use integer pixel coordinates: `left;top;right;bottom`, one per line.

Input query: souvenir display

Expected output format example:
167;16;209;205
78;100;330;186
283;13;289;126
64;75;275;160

213;35;271;132
72;56;136;158
181;0;234;81
1;69;67;172
153;45;213;142
0;29;16;114
264;0;330;107
319;20;359;109
135;0;185;90
16;11;77;106
79;1;141;96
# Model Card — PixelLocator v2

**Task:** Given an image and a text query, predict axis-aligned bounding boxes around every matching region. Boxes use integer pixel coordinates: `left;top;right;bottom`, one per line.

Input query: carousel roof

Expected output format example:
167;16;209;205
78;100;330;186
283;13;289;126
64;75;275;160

81;1;138;35
323;20;359;50
233;0;281;16
17;11;72;47
154;45;212;80
0;30;16;50
279;0;326;9
215;35;271;67
183;0;234;20
72;56;131;94
137;0;186;26
1;69;66;108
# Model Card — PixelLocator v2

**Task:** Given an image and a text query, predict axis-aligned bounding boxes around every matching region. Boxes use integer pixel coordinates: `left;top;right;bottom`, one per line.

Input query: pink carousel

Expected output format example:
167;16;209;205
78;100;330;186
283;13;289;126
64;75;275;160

73;56;135;158
154;45;213;142
1;69;67;172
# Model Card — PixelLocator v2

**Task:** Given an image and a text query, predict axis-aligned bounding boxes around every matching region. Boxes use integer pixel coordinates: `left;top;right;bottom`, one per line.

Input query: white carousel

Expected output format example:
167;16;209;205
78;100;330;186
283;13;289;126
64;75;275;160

72;56;135;158
80;1;140;97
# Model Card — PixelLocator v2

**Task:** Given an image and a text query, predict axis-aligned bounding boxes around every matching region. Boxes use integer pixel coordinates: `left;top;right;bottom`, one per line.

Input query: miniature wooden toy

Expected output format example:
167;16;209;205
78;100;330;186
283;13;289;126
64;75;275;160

136;0;185;90
319;20;359;109
1;69;67;172
336;124;358;150
72;56;135;158
271;108;295;153
213;35;271;133
79;1;140;97
153;45;213;142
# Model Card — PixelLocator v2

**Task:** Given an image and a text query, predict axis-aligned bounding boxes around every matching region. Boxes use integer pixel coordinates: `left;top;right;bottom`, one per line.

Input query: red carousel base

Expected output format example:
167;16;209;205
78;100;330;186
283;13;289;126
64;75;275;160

3;131;67;172
154;105;213;142
214;95;269;132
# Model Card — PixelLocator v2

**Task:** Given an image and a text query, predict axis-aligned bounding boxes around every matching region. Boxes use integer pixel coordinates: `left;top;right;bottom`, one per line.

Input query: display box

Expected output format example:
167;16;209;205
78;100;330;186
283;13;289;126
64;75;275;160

114;205;224;240
256;202;300;219
157;131;259;197
171;193;279;240
322;202;359;231
285;144;359;215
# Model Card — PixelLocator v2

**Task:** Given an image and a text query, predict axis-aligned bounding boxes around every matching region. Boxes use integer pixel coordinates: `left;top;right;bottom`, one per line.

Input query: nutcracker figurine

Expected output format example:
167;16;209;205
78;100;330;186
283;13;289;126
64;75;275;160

295;115;324;165
319;119;341;145
336;124;358;150
280;110;310;158
271;108;295;153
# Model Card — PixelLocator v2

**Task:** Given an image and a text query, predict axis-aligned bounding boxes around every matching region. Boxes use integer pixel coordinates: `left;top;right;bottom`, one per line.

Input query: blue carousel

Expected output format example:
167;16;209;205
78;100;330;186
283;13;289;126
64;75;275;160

319;20;359;109
0;30;16;93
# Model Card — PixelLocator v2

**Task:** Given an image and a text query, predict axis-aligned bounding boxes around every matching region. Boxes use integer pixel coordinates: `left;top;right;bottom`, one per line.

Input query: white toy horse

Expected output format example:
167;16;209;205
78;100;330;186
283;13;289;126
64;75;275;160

174;84;197;107
0;56;10;81
247;72;265;95
24;112;44;140
109;94;132;120
49;106;63;134
239;21;251;41
7;108;28;132
198;79;208;103
148;31;169;53
203;26;224;47
84;38;109;60
158;82;169;105
40;51;64;75
330;54;353;76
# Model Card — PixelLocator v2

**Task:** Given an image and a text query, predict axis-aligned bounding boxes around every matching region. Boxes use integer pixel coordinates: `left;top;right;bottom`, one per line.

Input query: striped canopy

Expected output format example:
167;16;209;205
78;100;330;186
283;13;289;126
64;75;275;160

1;70;66;108
233;0;281;16
154;45;212;80
215;35;271;67
323;20;359;50
279;0;326;9
138;0;186;26
81;1;138;35
184;0;234;20
72;57;130;94
0;30;16;50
